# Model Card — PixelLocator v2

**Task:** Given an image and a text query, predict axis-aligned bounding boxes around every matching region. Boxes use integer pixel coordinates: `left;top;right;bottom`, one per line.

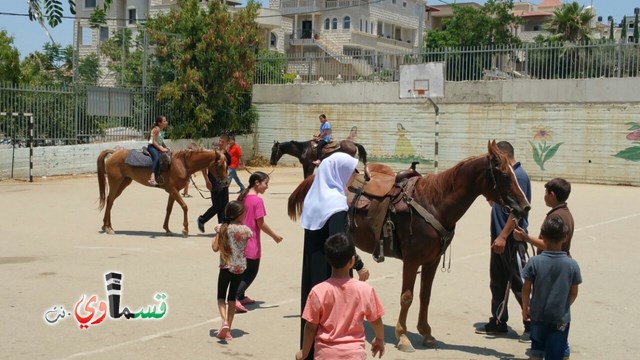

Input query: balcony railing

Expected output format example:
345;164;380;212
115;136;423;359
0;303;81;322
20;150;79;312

280;0;370;15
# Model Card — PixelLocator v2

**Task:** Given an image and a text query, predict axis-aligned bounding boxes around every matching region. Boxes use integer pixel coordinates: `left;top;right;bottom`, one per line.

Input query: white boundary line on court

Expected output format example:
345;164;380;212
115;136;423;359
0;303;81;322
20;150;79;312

59;213;640;359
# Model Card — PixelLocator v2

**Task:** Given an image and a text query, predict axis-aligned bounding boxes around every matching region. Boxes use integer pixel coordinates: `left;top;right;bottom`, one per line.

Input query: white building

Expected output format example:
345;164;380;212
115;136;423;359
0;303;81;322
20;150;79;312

74;0;426;83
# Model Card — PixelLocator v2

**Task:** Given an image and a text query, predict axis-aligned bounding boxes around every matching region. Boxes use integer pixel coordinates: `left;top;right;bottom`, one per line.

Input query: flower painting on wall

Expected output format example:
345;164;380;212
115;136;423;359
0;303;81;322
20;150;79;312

614;122;640;162
529;126;563;171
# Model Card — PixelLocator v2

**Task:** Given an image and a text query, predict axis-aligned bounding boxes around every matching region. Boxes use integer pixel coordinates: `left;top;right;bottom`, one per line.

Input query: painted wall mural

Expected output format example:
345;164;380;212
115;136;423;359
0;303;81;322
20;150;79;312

614;122;640;162
366;122;433;165
529;126;563;171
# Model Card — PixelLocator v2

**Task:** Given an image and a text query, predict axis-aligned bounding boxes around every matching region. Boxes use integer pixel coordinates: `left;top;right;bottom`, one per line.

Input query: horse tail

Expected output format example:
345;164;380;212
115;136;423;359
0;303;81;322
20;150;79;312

97;149;115;211
355;142;367;166
287;174;315;221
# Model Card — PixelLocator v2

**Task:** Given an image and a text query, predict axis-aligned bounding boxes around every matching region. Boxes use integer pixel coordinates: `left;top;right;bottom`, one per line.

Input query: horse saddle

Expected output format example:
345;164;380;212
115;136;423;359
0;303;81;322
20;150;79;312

125;148;172;171
311;139;341;154
347;162;421;263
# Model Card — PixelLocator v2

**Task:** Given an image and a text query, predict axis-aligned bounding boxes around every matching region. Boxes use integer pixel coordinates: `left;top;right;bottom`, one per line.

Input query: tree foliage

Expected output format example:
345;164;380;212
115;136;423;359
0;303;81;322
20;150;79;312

545;1;594;43
144;0;261;138
27;0;112;28
0;30;21;84
425;0;521;48
19;42;100;85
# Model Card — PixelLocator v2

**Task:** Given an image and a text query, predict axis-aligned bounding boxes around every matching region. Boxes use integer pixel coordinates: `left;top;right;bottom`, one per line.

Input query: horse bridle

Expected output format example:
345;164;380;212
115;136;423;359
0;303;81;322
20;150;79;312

486;155;511;212
273;142;282;161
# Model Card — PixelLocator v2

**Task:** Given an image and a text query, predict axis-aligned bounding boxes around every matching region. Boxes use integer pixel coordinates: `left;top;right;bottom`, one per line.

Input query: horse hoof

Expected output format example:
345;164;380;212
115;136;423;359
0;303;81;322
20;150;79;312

396;342;416;353
182;230;188;238
102;226;114;235
422;337;438;349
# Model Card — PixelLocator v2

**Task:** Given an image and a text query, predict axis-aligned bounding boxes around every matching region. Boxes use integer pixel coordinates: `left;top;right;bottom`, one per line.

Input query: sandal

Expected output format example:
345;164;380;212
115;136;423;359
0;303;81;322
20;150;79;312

148;179;158;187
182;193;192;198
217;323;230;340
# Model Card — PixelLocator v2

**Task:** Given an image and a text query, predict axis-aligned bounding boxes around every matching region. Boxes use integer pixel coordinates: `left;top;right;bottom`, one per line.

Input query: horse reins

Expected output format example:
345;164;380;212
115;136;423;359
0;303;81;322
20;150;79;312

189;175;212;199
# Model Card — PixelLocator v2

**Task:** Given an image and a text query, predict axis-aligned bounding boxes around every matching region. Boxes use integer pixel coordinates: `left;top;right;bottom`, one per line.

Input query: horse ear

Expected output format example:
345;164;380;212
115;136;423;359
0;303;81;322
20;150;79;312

488;140;497;155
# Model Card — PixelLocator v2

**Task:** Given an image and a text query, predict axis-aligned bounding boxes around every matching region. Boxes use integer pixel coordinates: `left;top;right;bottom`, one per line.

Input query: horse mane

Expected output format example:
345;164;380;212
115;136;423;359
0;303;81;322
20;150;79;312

419;155;484;204
287;174;315;220
289;140;310;150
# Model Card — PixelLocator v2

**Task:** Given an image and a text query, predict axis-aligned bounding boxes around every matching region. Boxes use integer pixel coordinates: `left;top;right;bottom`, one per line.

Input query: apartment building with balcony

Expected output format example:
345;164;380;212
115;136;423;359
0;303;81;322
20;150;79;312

274;0;425;78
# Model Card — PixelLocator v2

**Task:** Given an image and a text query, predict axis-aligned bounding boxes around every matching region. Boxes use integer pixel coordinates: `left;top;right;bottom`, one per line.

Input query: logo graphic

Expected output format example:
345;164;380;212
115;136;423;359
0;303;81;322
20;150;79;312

43;272;168;330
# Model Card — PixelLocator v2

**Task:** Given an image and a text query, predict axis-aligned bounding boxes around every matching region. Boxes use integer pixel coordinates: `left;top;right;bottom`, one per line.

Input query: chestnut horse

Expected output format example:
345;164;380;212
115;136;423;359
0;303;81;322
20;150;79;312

270;139;368;178
287;141;530;351
97;148;228;236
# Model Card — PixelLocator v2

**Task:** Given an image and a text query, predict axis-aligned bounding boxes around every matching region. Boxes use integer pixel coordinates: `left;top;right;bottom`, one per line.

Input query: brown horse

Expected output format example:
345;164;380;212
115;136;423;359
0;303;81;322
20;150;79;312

287;141;530;351
97;148;228;236
270;139;367;178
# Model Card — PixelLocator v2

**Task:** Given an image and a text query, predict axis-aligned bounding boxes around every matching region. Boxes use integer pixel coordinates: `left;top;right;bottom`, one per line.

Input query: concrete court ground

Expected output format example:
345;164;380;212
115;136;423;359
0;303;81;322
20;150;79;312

1;165;639;360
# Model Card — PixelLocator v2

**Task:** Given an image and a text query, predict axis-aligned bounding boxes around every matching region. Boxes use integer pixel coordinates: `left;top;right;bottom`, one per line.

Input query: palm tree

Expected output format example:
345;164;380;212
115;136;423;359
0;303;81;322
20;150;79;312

545;1;595;43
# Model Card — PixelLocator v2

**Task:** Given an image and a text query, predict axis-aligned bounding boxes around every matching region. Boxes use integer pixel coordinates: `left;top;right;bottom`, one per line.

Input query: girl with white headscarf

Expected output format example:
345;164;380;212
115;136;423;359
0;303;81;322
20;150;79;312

299;152;370;356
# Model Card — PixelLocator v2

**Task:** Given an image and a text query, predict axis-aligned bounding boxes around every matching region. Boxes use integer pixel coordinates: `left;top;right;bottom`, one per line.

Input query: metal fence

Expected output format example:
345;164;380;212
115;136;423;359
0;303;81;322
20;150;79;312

0;84;188;147
255;42;640;84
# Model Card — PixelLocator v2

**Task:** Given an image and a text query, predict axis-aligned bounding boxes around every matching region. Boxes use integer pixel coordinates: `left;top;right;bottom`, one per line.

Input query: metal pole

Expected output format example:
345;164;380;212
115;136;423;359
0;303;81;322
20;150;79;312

142;28;148;136
28;114;33;182
417;0;425;55
11;116;15;179
427;98;440;174
74;19;81;144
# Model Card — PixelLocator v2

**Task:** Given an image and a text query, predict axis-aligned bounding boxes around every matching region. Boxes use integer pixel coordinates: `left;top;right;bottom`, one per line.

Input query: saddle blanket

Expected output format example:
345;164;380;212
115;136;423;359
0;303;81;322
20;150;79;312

124;148;172;169
125;148;152;167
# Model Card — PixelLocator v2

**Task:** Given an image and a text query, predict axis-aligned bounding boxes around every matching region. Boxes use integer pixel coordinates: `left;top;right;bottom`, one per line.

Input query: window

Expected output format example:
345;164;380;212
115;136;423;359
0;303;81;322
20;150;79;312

630;22;635;29
99;27;109;41
325;18;330;30
360;19;363;31
81;27;92;45
128;8;137;25
403;1;407;7
332;18;337;30
392;0;396;4
365;20;368;33
85;0;96;8
270;33;277;48
343;16;351;30
533;25;541;31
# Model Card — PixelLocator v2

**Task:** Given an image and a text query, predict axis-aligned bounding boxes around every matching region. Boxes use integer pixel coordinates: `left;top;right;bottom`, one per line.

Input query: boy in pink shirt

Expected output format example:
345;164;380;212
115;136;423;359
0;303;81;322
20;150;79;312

296;233;385;360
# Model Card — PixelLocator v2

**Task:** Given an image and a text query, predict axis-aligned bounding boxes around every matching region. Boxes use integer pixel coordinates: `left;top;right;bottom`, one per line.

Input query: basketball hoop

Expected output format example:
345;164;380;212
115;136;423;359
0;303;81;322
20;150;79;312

415;89;426;96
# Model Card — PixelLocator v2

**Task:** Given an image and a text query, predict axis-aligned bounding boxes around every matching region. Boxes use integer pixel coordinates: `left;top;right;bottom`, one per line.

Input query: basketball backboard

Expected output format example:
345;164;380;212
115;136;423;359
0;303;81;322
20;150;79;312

399;62;445;99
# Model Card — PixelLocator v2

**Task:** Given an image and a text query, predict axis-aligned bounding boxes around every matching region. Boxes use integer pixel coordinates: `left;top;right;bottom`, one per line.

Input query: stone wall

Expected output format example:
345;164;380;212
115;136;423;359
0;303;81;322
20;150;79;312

252;79;640;186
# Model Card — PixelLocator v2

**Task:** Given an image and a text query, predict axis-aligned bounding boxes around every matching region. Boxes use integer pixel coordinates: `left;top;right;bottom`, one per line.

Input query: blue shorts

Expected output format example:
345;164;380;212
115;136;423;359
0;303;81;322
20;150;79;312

530;320;570;360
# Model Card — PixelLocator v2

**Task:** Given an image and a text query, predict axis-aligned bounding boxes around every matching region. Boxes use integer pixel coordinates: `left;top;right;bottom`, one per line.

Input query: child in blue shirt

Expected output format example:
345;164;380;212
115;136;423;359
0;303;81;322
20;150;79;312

522;216;582;360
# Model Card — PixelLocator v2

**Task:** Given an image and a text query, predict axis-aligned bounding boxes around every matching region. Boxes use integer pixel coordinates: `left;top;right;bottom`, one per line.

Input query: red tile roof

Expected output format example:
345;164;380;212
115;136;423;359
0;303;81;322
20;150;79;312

538;0;561;8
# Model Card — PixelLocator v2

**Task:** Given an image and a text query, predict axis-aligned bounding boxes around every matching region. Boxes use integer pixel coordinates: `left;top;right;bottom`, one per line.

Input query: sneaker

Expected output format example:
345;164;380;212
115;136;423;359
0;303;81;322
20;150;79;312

197;217;205;233
475;319;508;334
239;296;255;305
235;301;248;313
519;331;531;343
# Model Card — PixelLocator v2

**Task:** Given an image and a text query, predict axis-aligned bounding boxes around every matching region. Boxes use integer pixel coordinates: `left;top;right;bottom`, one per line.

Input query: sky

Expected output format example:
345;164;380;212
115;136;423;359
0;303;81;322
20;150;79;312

0;0;636;59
